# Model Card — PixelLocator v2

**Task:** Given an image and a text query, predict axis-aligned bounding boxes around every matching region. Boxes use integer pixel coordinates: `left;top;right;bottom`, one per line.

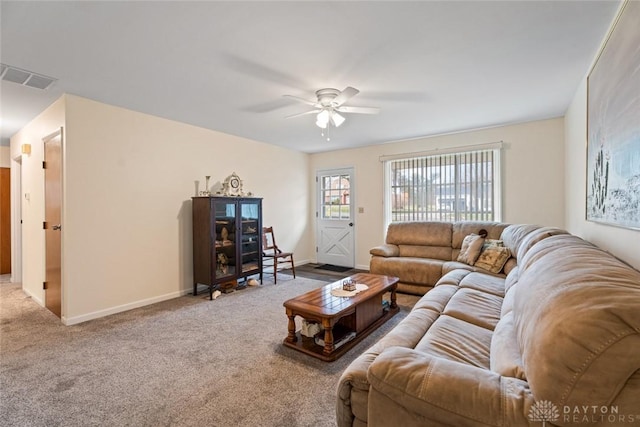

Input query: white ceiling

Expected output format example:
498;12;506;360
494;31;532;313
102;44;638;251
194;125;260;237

0;1;620;153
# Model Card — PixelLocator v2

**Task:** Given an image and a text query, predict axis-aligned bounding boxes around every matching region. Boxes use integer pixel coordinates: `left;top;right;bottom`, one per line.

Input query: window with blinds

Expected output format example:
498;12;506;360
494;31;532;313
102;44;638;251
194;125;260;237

385;147;501;223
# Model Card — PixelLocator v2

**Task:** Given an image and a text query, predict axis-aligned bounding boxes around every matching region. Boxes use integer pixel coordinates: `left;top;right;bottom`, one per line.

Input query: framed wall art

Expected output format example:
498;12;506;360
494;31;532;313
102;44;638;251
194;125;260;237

586;0;640;230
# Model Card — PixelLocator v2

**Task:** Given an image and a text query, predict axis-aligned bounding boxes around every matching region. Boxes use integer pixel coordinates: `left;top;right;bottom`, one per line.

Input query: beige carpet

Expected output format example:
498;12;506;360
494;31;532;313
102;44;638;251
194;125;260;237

0;274;419;426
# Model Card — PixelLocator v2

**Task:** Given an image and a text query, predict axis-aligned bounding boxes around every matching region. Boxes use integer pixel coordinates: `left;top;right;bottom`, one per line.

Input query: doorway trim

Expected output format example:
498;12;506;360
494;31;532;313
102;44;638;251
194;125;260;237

10;155;22;283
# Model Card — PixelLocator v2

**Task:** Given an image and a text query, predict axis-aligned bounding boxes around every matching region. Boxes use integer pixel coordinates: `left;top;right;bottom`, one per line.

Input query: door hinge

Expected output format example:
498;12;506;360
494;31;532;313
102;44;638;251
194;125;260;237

42;161;46;169
43;221;48;229
43;281;48;290
316;246;318;252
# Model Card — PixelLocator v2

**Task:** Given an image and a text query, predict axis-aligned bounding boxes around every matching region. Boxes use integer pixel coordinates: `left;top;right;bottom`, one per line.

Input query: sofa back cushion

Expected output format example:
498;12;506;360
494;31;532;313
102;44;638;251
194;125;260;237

490;311;526;380
513;234;640;409
397;245;452;260
386;221;452;246
386;222;453;260
500;224;540;260
500;224;569;262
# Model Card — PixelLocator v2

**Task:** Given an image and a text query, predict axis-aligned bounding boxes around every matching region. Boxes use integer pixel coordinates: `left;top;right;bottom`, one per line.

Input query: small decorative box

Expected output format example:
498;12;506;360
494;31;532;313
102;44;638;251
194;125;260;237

342;278;356;292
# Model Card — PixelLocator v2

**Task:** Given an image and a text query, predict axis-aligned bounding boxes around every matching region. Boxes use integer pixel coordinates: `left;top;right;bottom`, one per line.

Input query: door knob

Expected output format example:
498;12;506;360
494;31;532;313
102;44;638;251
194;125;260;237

52;224;62;231
348;222;354;227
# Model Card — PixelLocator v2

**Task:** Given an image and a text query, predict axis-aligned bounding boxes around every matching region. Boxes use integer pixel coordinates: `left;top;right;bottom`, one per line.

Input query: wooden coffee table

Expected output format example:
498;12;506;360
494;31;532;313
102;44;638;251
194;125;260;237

282;273;399;361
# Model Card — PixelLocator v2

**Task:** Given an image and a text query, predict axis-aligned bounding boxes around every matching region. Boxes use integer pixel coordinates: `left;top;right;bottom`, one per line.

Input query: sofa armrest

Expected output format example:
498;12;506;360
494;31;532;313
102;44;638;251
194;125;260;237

370;244;399;257
367;347;533;427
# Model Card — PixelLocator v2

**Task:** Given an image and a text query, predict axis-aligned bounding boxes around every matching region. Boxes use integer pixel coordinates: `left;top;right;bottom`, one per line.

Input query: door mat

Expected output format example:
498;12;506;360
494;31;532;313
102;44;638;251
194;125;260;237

315;264;352;273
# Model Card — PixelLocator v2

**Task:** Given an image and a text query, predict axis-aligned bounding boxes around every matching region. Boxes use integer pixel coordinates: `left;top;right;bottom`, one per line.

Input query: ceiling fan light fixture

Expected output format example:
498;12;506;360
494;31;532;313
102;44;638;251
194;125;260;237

285;86;379;139
316;109;330;128
331;111;345;127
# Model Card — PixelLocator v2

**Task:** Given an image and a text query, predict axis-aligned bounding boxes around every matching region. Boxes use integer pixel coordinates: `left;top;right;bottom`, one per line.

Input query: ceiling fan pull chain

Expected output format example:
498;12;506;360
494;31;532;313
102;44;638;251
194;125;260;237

321;126;330;141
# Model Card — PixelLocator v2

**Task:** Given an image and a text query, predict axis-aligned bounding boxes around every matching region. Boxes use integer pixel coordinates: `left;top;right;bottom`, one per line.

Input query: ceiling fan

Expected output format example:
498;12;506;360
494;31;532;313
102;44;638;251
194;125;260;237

284;87;380;139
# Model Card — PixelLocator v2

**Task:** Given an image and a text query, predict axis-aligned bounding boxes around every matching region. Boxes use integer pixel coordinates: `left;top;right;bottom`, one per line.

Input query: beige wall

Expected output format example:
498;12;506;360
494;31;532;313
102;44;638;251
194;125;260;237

564;6;640;271
0;146;10;168
9;96;66;304
15;95;312;324
310;118;565;269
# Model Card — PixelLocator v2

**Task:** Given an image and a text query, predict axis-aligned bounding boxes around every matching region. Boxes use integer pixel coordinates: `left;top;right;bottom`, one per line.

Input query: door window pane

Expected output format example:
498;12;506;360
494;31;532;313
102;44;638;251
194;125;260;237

320;174;350;220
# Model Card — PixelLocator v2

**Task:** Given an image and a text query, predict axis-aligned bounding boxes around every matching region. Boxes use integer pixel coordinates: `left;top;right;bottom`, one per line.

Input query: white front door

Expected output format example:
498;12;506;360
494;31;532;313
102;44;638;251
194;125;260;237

316;168;355;267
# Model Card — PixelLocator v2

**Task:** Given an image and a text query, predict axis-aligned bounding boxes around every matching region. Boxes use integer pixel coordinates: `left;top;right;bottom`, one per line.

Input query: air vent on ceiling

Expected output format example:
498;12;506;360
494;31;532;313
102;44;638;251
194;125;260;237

0;63;57;90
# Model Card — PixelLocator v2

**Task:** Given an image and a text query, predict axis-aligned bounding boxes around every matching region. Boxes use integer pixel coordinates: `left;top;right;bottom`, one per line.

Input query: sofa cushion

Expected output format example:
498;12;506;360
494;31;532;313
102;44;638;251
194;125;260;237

370;256;444;287
367;348;533;427
501;267;520;317
386;221;452;247
501;283;517;318
434;268;473;287
490;311;526;380
457;233;485;265
441;260;508;279
442;260;475;275
500;224;542;261
369;243;399;257
442;288;503;331
412;284;459;313
502;257;517;275
513;234;640;408
397;244;452;260
415;315;492;369
504;265;520;293
474;245;511;273
502;225;569;263
457;271;505;297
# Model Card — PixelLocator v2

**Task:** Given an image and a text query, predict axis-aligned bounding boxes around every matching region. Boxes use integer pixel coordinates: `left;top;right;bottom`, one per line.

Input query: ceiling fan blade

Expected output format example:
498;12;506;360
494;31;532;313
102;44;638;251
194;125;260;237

284;109;320;119
283;94;318;107
336;105;380;114
332;86;360;106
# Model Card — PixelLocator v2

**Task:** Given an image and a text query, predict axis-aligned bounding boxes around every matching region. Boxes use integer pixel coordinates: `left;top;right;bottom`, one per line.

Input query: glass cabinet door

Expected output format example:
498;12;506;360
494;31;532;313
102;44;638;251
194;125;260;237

213;200;236;279
239;200;260;273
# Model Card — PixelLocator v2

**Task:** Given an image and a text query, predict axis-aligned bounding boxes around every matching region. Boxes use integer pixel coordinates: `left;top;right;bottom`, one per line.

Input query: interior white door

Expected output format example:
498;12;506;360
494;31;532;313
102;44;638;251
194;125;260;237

316;168;355;267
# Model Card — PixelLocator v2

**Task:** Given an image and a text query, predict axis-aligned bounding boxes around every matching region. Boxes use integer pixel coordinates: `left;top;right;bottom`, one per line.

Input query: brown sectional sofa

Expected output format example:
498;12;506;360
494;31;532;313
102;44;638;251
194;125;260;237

337;222;640;427
369;221;511;295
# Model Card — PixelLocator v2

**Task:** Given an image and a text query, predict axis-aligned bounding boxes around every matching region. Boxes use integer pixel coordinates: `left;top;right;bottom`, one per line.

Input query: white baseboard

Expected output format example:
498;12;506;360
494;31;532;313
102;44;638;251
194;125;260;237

22;286;44;307
62;288;192;326
60;259;360;325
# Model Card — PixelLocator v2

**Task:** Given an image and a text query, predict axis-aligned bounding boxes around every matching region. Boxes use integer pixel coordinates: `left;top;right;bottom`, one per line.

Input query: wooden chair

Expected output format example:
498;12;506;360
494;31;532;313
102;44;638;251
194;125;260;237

262;226;295;284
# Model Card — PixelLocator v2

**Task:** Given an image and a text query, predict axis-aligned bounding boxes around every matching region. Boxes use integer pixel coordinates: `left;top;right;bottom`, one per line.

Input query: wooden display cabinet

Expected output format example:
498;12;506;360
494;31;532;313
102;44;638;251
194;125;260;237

192;196;262;299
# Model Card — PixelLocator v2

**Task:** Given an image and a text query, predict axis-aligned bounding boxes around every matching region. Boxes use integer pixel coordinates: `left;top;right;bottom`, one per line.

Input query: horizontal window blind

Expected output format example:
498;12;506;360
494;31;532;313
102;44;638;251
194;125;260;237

386;148;500;223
